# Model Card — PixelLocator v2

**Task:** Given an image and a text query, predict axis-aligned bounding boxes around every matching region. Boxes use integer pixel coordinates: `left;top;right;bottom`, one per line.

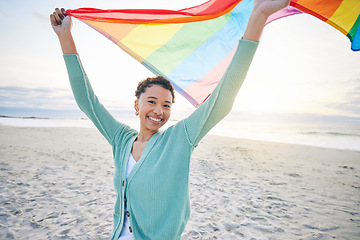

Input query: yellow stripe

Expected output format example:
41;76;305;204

120;23;185;59
327;0;360;34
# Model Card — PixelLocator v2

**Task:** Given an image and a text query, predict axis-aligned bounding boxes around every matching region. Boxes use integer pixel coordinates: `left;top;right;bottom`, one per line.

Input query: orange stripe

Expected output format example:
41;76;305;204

291;0;343;21
86;20;138;40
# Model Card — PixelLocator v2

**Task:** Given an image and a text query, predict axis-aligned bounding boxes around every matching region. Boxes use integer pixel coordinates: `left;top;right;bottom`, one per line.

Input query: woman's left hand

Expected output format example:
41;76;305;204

253;0;290;18
243;0;290;41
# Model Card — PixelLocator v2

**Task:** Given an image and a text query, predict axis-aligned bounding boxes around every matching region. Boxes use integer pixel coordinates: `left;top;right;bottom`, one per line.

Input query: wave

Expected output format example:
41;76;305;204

0;115;50;120
302;131;360;138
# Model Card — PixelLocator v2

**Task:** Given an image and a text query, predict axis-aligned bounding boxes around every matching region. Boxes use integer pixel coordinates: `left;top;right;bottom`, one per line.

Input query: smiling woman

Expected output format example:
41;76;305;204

133;83;173;161
134;76;175;137
133;76;175;143
50;1;291;239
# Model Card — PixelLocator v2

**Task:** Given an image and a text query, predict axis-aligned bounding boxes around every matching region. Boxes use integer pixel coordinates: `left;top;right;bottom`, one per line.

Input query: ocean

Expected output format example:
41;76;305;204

1;112;360;152
210;119;360;151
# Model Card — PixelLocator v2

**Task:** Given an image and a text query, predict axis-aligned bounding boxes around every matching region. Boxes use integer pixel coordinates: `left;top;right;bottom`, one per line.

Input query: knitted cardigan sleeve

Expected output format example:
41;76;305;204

63;54;123;144
183;39;258;147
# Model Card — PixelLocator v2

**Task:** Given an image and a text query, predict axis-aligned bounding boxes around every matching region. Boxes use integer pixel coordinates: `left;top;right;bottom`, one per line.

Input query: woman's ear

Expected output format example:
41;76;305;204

134;99;139;116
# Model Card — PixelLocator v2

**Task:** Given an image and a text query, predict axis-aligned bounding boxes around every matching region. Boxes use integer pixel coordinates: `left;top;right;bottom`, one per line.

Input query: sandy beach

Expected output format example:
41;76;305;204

1;125;359;239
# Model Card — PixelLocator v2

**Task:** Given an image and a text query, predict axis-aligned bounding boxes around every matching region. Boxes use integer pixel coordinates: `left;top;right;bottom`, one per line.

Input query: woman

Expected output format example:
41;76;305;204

50;0;290;239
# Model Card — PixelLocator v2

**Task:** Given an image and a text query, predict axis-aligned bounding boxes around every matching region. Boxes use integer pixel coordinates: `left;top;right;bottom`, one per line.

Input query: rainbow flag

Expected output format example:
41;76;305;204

68;0;360;107
289;0;360;52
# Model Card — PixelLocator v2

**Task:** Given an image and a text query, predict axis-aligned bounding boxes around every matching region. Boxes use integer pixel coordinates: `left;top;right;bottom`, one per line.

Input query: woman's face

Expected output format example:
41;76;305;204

135;85;173;134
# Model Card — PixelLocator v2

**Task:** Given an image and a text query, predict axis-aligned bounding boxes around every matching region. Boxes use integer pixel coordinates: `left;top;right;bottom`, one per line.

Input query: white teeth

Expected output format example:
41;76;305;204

149;116;161;122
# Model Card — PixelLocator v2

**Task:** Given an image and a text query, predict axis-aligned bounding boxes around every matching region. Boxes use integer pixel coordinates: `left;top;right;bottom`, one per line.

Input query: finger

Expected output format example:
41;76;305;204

50;14;57;26
55;8;65;21
53;11;62;25
61;8;67;17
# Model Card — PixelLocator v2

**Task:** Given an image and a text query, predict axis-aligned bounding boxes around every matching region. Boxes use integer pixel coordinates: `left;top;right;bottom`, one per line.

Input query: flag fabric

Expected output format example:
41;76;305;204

289;0;360;52
67;0;360;107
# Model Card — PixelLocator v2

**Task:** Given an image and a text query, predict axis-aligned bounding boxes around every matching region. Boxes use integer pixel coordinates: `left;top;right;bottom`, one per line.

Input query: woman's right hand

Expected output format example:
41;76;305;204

50;8;77;54
50;8;72;37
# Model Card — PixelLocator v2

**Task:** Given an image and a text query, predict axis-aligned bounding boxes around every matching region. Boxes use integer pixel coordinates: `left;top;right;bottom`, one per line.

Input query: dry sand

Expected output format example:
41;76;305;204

0;126;359;239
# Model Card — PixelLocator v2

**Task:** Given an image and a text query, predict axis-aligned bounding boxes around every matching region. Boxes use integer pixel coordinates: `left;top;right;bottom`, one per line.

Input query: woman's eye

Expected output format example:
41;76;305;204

148;100;155;104
164;104;171;108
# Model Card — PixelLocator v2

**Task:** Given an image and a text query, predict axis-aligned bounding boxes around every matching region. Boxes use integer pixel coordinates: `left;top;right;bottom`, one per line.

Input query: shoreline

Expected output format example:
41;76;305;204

1;123;360;152
1;114;360;152
1;126;359;239
0;123;360;152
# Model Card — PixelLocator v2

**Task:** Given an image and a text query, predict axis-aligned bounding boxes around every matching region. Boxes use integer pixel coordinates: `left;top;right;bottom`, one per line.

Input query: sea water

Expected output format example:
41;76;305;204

1;115;359;151
209;120;360;151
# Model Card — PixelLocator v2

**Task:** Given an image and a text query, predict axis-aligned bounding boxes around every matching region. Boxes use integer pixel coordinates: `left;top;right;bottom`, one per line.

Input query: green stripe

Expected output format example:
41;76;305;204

348;13;360;42
144;14;231;76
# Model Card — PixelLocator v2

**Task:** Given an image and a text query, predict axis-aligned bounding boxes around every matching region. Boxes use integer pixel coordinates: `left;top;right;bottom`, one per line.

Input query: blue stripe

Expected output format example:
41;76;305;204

351;15;360;51
167;0;254;90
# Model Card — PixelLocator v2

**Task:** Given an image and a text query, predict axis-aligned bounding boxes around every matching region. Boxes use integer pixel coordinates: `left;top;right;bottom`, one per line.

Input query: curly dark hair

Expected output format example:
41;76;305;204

135;76;175;103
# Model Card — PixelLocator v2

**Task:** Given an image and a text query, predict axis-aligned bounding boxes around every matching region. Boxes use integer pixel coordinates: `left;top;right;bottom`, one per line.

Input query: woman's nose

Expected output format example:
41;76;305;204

153;105;163;115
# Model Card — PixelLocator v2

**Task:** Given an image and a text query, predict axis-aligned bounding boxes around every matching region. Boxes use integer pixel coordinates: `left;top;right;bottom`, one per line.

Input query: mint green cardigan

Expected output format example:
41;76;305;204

63;39;258;240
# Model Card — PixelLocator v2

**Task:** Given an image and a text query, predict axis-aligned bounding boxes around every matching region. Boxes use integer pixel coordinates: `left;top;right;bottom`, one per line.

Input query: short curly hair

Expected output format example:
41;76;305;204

135;76;175;103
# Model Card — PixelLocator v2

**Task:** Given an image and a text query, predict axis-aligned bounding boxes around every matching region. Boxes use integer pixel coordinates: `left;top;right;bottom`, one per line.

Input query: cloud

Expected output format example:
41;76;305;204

33;11;50;28
0;85;131;112
0;86;76;110
325;78;360;117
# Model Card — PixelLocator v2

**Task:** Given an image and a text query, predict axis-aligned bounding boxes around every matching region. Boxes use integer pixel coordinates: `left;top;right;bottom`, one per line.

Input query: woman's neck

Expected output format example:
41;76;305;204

137;130;157;143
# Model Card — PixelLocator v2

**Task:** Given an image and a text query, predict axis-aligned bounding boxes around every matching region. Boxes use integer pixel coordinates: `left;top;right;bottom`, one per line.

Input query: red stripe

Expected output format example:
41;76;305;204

67;0;243;24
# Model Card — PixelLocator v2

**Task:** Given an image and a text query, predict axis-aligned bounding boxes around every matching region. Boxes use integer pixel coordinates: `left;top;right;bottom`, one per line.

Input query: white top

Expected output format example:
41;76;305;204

118;153;137;239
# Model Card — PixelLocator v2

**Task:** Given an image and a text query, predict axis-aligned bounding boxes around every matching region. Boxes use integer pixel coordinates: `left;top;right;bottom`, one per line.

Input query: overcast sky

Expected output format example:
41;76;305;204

0;0;359;121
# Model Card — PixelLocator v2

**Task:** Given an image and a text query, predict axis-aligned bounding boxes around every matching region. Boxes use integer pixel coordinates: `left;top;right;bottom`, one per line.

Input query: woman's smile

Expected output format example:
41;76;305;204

147;115;163;123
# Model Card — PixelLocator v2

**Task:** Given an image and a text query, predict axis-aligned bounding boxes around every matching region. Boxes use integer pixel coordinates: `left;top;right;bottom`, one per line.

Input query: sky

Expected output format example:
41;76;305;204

0;0;359;122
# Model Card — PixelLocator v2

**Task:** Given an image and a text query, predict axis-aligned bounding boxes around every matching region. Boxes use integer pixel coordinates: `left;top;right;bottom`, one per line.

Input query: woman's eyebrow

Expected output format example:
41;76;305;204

147;96;171;104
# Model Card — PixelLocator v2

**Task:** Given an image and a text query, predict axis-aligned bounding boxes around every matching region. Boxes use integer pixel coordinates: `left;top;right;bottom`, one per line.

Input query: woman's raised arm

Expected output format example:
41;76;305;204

243;0;290;42
183;0;290;147
50;8;132;145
